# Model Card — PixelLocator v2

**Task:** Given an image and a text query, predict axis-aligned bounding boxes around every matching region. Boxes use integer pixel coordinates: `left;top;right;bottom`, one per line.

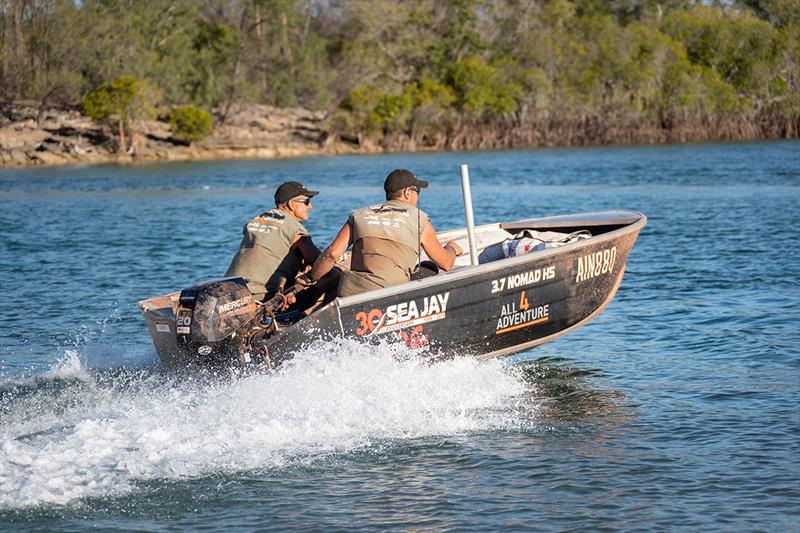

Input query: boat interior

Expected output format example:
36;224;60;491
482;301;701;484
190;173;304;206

139;212;642;320
430;211;641;269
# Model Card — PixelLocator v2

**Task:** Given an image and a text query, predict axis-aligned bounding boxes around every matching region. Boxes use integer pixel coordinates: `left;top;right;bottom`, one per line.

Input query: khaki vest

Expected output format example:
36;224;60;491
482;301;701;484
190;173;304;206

225;209;309;298
347;200;429;290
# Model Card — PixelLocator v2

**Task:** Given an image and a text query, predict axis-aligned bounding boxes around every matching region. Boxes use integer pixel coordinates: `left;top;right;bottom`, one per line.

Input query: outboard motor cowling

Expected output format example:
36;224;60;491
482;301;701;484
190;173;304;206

176;277;260;363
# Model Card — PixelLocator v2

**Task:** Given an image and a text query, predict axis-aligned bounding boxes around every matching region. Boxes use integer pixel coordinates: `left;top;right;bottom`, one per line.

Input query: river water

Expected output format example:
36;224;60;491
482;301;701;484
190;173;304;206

1;141;798;531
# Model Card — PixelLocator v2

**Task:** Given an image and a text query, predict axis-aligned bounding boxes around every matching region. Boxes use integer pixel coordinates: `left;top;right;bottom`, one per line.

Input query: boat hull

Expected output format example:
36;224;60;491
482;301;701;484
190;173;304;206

263;211;645;364
140;211;645;367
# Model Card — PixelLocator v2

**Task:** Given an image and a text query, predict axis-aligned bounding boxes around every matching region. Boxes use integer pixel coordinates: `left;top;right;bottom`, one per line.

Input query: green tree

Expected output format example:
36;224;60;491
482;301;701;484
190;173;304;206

333;0;434;96
245;0;333;109
426;0;488;75
186;20;240;110
336;85;386;139
83;76;160;154
404;78;457;140
450;55;522;119
737;0;800;27
663;6;783;101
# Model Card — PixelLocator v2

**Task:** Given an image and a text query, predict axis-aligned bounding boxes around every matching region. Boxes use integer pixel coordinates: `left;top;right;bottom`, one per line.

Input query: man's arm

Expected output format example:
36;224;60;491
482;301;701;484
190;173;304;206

292;235;321;265
302;221;352;283
421;221;462;272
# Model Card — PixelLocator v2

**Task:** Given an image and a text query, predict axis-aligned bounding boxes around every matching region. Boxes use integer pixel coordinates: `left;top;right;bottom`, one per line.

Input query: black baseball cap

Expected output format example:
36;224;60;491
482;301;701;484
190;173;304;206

274;181;319;205
384;169;429;194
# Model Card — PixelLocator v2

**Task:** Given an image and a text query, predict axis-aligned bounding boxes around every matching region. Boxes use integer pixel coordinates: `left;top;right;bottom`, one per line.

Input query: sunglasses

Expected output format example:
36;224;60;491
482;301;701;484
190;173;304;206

291;197;312;206
408;186;420;193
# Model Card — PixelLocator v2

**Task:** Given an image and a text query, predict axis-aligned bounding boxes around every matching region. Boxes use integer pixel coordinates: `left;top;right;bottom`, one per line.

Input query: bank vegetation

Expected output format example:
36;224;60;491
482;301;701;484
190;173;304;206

1;0;798;165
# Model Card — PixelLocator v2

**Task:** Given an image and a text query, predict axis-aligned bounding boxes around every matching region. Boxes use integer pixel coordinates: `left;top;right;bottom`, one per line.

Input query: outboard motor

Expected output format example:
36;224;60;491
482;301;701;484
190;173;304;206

175;277;262;365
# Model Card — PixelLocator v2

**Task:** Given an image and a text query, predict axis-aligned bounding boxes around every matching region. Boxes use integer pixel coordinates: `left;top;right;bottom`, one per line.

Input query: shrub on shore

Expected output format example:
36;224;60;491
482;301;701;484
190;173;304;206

170;105;214;144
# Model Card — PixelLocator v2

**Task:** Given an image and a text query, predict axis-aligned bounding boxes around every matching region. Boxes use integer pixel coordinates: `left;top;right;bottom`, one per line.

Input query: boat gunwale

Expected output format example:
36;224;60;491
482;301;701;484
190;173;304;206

137;210;646;313
332;210;647;309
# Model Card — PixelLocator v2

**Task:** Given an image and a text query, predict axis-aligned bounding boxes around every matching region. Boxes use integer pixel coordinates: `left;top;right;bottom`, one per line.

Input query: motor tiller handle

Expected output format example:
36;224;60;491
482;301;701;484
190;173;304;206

259;284;303;315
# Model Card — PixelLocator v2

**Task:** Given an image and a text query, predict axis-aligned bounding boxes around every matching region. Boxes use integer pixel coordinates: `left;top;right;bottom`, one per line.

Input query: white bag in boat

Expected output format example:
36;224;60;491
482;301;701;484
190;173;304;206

478;230;591;263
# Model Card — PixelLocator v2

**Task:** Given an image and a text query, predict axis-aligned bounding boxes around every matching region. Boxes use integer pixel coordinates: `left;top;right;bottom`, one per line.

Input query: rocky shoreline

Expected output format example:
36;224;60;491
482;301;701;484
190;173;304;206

0;103;374;168
2;102;795;169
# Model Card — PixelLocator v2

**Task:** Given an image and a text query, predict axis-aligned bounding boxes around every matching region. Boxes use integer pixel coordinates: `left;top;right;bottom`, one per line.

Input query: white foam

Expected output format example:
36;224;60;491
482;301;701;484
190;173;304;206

43;349;91;381
0;339;531;508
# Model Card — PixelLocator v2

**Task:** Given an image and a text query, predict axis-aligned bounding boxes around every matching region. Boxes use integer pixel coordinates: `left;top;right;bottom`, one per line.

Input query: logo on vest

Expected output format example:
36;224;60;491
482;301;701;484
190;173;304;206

370;205;409;215
247;211;286;233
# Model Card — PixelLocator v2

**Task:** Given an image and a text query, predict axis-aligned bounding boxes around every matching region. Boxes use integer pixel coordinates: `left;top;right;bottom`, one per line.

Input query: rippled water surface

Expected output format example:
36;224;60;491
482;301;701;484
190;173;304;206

1;141;798;531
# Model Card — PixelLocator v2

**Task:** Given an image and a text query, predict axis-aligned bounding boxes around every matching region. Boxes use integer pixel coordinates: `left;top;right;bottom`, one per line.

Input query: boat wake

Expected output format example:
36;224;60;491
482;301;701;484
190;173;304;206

0;339;533;508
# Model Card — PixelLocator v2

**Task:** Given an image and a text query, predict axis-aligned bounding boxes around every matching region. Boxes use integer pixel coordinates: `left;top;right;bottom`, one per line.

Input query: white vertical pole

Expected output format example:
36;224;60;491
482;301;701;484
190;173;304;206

459;164;479;266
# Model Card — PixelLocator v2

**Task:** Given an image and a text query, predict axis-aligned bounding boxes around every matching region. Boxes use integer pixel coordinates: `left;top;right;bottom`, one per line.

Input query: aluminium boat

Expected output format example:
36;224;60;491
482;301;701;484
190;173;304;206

138;210;646;369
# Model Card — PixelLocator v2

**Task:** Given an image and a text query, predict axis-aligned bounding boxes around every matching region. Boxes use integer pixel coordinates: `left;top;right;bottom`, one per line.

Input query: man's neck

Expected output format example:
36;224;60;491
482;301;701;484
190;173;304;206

277;205;298;220
388;198;415;207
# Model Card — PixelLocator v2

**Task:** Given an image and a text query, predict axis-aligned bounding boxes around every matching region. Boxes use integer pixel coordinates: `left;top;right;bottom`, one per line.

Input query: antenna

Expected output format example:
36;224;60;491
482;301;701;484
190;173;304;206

460;164;479;266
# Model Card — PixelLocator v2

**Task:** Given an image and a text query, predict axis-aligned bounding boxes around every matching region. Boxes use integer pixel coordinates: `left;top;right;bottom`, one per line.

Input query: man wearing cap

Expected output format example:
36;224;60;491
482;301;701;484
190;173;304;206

225;181;321;302
300;169;463;297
